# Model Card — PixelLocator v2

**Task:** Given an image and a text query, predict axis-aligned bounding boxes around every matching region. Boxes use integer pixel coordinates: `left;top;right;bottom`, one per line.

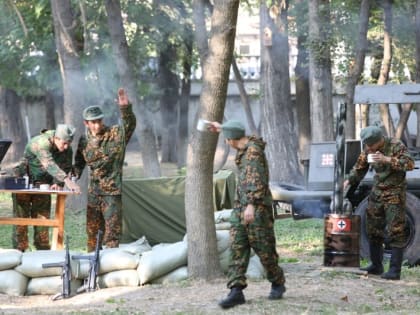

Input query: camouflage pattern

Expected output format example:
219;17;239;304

347;137;414;248
12;129;73;251
12;194;51;251
14;130;73;184
86;194;122;252
227;136;285;289
73;105;136;250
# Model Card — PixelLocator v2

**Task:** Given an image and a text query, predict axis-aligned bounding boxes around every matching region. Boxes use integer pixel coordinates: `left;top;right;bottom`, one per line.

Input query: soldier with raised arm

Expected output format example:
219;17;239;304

73;88;136;252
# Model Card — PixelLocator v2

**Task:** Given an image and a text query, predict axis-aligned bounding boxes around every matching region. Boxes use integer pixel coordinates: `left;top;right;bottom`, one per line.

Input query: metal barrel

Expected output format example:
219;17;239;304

323;213;360;267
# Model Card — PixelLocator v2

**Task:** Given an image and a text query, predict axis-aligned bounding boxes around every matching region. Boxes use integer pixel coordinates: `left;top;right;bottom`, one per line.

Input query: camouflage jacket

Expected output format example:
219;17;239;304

234;136;272;208
73;105;136;195
347;137;414;192
14;130;73;185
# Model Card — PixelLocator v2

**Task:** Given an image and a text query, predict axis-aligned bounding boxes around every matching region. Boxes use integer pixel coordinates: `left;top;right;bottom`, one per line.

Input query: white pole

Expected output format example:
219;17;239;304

24;115;31;142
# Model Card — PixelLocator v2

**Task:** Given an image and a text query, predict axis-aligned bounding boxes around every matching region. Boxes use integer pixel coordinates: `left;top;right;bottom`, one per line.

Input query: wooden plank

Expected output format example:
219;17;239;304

0;217;59;226
354;84;420;104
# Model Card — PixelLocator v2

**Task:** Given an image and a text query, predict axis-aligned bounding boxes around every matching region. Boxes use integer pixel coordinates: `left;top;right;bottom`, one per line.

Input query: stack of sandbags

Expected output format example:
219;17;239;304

137;240;188;285
0;249;26;296
15;249;82;296
213;209;266;279
0;236;152;296
77;236;152;289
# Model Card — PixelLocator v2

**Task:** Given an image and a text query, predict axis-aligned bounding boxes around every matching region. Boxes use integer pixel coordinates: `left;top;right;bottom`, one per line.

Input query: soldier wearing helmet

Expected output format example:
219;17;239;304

12;124;80;251
73;88;136;252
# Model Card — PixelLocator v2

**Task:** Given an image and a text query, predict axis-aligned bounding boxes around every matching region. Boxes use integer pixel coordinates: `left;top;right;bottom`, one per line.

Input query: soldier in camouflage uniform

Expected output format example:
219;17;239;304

12;124;80;251
73;88;136;252
207;120;286;309
344;126;414;280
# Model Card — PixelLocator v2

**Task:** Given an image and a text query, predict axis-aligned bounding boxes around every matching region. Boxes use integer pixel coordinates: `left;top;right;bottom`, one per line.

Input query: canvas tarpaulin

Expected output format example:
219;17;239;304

121;170;236;245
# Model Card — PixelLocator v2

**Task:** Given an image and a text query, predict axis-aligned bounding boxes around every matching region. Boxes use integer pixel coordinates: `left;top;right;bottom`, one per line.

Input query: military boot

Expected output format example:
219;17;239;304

268;283;286;300
218;286;245;309
381;248;404;280
361;243;384;275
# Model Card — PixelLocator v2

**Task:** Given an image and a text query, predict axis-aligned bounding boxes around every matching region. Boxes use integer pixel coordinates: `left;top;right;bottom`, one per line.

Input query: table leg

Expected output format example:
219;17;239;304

51;195;67;250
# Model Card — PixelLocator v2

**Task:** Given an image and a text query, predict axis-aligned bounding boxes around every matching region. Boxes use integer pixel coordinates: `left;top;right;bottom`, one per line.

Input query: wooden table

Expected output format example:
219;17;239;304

0;189;77;250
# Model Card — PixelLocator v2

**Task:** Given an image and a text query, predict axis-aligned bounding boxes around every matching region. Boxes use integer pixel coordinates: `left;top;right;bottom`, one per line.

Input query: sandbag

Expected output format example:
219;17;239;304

246;255;266;280
0;249;22;271
216;230;230;253
119;236;152;255
137;241;187;285
151;266;188;284
215;222;231;230
15;250;80;278
219;248;231;273
26;276;82;296
74;248;139;279
0;269;28;296
214;209;232;223
98;270;139;288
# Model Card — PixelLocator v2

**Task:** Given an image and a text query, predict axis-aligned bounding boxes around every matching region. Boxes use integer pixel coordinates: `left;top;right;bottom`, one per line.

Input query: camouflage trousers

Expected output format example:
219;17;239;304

227;205;285;289
367;188;407;248
86;194;122;252
12;193;51;251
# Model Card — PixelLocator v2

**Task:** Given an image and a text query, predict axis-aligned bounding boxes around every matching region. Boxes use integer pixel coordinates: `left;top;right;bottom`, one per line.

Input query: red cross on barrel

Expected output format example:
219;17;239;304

331;217;352;232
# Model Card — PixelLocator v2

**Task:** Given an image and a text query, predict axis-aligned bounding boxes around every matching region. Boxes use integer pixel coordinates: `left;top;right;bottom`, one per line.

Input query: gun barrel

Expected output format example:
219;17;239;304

42;262;64;268
72;254;94;260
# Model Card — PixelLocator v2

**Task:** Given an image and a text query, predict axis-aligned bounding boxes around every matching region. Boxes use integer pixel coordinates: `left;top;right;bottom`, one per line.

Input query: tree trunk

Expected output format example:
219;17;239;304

345;0;370;139
177;48;192;169
416;0;420;147
185;0;239;279
158;45;179;163
294;0;311;163
378;0;394;137
50;0;87;210
260;1;301;184
104;0;161;177
0;88;25;165
232;57;258;136
395;104;412;141
308;0;334;142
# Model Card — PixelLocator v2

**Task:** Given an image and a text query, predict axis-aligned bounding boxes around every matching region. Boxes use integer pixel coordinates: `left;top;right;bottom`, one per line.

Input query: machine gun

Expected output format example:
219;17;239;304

72;230;103;293
42;236;72;300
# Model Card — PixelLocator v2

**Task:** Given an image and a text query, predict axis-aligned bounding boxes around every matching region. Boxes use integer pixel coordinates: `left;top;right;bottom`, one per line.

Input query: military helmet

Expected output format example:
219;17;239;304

83;106;104;121
55;124;76;142
221;120;246;140
360;126;383;145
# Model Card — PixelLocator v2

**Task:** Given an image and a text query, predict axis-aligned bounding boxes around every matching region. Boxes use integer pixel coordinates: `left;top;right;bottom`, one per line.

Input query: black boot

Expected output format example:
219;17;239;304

381;248;404;280
268;283;286;300
361;243;384;275
218;286;245;309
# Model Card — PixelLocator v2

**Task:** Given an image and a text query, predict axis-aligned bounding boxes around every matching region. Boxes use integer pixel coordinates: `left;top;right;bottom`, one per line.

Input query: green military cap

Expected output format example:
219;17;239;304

55;124;76;142
360;126;383;145
221;120;246;140
83;105;104;121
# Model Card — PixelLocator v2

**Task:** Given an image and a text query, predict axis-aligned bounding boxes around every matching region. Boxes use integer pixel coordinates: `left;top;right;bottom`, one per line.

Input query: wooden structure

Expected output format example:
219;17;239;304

0;189;77;250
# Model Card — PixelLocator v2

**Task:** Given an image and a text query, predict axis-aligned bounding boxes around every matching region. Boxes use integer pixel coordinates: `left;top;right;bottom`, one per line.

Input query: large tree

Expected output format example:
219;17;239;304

308;0;334;142
344;0;371;139
50;0;85;135
185;0;239;279
104;0;161;177
260;0;302;184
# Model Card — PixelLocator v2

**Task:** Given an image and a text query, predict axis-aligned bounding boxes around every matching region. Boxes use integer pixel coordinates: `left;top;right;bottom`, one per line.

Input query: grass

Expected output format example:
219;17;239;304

274;217;324;258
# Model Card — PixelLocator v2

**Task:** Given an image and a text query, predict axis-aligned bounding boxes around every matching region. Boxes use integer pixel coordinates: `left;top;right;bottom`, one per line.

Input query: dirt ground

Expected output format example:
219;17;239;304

1;151;419;314
0;251;419;315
